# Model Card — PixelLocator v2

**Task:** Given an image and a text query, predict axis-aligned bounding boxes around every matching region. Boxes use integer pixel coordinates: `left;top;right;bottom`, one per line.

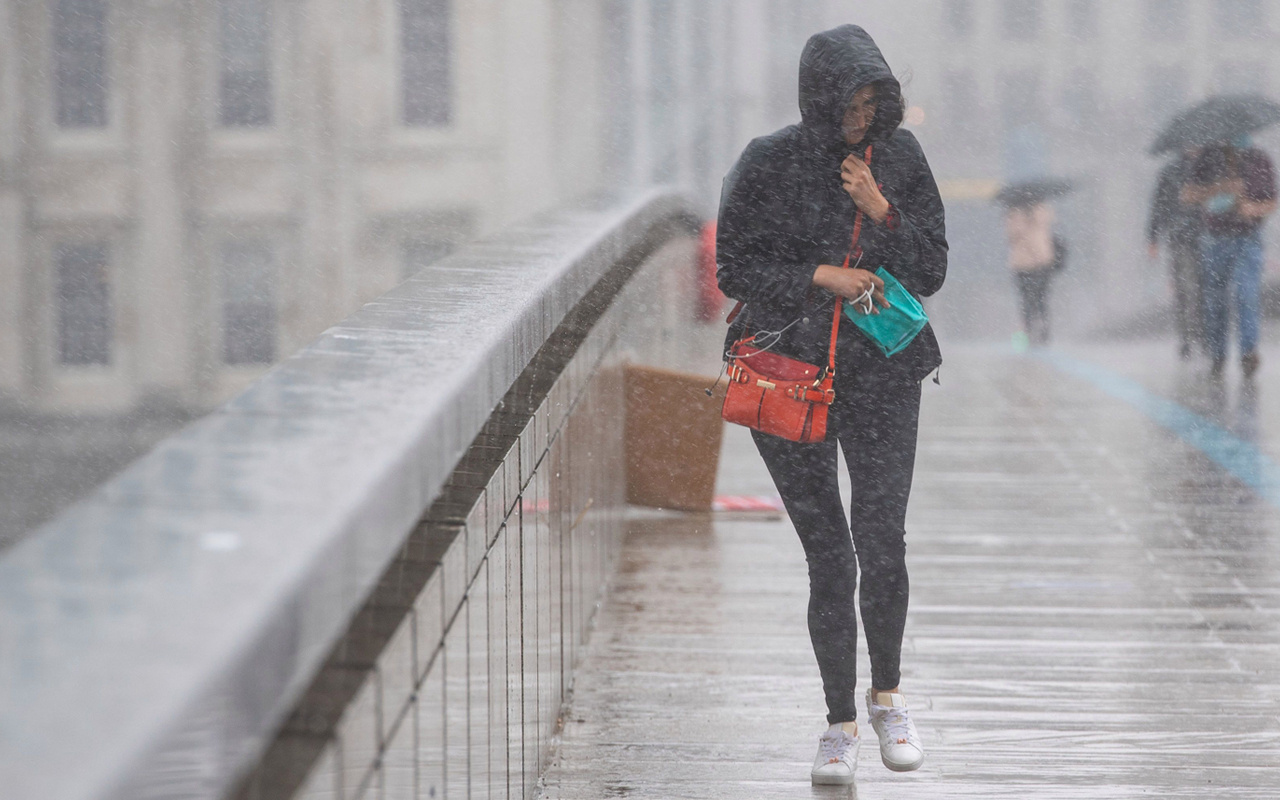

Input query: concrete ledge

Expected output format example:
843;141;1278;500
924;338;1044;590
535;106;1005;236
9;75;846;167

0;192;699;800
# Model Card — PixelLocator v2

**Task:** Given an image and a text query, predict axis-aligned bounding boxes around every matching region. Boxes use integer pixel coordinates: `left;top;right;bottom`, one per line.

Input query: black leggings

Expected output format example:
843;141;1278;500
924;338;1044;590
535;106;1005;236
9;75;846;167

752;375;921;724
1014;268;1053;344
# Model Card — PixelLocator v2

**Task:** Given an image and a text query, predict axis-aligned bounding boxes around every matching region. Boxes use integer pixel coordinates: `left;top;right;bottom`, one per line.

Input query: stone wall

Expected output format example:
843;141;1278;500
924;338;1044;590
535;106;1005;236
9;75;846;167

230;235;701;800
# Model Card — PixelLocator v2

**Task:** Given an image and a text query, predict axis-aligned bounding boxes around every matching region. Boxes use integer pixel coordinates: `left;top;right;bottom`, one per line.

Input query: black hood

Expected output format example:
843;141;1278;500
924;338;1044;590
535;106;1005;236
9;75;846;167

798;25;902;144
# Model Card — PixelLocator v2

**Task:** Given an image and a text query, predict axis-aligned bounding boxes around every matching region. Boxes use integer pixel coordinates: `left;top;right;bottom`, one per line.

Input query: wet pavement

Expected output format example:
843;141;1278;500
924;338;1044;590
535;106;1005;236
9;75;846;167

538;336;1280;798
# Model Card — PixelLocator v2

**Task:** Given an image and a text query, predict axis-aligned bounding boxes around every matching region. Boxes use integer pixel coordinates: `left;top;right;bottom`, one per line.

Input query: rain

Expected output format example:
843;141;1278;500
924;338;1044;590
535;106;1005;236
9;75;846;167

1;1;1279;798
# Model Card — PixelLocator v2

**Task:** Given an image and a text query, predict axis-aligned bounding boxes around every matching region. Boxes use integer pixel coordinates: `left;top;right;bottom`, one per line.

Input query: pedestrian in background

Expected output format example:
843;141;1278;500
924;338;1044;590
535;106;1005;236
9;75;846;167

1148;146;1205;359
717;24;945;786
1005;200;1057;345
1182;136;1277;377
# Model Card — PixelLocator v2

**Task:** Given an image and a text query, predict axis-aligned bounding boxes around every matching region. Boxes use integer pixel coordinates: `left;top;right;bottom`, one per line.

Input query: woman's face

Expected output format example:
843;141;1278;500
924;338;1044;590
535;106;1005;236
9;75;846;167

841;85;878;145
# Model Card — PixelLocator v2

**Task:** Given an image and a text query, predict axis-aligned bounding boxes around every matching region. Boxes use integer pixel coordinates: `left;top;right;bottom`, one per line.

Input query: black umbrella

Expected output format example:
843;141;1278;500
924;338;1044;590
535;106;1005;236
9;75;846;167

1150;94;1280;155
993;177;1074;208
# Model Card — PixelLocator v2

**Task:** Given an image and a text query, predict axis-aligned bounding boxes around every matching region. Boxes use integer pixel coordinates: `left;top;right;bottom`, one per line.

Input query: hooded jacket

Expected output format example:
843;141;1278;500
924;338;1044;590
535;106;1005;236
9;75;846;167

716;25;947;385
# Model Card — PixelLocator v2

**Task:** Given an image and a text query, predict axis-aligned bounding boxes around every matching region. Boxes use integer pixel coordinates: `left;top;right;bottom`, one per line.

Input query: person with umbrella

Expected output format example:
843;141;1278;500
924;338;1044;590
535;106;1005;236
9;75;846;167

1147;146;1206;359
1152;94;1280;376
997;178;1071;346
1181;133;1277;376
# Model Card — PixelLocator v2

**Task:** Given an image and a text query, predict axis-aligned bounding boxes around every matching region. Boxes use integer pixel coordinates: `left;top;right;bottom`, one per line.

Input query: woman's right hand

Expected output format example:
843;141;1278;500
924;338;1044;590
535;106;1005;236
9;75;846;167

812;265;889;314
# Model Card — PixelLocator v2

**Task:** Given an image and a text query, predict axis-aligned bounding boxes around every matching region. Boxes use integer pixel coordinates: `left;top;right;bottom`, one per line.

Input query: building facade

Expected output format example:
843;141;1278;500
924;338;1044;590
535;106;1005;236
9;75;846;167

0;0;824;413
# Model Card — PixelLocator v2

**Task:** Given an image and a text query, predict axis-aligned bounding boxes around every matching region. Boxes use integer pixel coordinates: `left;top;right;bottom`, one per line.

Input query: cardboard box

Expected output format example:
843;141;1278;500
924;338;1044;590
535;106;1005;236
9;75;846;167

624;364;725;511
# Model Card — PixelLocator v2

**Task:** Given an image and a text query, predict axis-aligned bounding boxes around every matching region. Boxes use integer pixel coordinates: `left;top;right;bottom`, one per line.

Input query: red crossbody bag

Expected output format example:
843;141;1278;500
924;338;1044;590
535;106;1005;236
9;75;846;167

720;145;872;443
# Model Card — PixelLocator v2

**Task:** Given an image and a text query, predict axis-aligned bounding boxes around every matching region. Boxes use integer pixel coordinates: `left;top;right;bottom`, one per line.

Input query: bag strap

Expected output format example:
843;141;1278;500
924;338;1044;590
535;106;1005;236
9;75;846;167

726;300;744;325
825;144;873;377
726;143;874;376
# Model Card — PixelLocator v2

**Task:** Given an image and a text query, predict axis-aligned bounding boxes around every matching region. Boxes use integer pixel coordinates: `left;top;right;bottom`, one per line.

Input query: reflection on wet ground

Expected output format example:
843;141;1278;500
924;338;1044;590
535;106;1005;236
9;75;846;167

540;338;1280;799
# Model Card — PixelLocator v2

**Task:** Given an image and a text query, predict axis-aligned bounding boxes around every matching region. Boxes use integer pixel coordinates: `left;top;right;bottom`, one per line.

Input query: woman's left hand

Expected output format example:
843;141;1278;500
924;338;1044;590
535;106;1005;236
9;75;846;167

841;155;891;223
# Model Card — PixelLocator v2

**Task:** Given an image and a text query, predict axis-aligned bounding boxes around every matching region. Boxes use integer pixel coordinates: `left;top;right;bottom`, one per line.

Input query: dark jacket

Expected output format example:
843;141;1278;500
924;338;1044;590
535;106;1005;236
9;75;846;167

1147;155;1203;247
716;25;947;385
1189;145;1277;236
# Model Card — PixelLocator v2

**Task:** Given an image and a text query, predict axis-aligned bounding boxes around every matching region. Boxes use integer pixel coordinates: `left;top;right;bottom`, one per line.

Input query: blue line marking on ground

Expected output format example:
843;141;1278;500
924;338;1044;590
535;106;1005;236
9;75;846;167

1037;350;1280;509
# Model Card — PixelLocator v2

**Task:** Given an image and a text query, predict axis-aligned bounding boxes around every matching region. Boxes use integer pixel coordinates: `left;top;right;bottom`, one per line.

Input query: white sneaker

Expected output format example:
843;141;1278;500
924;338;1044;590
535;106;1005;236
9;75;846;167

866;690;924;772
811;722;860;785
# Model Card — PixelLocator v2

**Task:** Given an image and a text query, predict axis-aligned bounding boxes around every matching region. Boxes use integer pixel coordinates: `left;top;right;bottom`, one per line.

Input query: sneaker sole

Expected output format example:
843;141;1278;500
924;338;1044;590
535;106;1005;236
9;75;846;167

812;739;860;785
881;752;924;772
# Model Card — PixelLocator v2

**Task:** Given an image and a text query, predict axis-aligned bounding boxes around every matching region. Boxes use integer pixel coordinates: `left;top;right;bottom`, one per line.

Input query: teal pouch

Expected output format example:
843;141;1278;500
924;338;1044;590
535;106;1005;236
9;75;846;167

844;268;928;357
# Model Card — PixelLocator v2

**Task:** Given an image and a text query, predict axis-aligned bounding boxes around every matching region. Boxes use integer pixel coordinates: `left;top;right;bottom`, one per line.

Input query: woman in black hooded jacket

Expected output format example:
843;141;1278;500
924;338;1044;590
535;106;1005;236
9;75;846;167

716;25;946;784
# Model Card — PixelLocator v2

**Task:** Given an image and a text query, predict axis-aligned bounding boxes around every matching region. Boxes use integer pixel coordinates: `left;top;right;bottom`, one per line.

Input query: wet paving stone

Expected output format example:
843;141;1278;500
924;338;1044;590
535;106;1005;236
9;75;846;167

539;342;1280;799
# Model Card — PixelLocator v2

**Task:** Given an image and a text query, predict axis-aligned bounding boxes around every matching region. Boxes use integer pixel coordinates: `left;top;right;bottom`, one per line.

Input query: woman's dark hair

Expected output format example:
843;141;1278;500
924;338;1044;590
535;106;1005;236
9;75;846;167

865;79;905;141
1200;143;1238;181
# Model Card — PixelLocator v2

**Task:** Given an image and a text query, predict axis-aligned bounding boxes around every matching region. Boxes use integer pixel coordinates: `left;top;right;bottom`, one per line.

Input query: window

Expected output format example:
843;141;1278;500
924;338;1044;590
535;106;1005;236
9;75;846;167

1145;0;1188;41
602;0;634;184
1067;0;1096;39
1001;70;1043;129
690;3;712;195
400;0;451;126
945;0;973;38
943;70;978;130
649;0;678;183
1146;65;1189;121
221;239;276;365
218;0;273;127
52;0;108;128
1001;0;1042;40
1215;0;1264;40
56;240;112;366
1062;69;1099;128
1216;61;1268;94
